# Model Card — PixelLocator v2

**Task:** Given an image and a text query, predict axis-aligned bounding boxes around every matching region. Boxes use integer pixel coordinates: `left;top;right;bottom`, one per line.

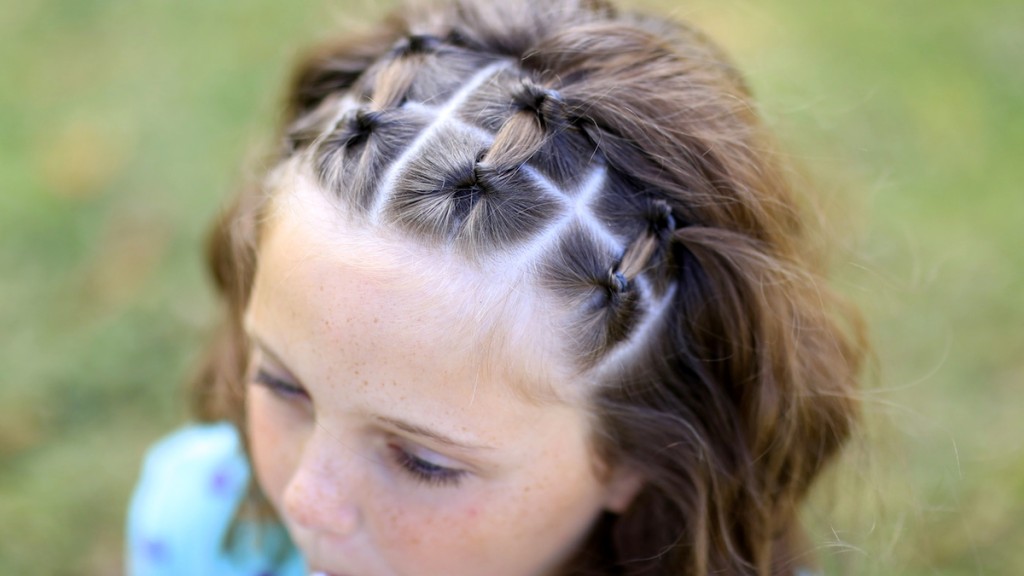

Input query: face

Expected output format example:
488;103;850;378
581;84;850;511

244;179;641;576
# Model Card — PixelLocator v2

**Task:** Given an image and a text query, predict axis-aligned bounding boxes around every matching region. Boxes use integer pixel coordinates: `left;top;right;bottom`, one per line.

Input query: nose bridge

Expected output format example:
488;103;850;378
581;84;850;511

283;425;362;537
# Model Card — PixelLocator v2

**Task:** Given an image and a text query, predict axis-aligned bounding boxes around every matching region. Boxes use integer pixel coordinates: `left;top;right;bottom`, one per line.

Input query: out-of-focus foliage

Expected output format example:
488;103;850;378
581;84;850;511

1;0;1020;574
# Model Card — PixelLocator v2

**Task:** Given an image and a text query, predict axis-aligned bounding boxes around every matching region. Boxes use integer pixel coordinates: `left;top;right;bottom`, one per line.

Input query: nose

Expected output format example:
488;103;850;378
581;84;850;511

282;429;363;539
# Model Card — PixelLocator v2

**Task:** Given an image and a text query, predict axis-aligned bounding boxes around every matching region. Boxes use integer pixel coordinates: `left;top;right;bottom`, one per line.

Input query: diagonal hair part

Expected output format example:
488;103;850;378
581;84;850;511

290;25;680;367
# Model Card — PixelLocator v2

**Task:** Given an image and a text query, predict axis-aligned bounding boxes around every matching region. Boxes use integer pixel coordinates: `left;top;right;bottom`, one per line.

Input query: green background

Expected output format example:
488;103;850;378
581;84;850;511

1;0;1021;574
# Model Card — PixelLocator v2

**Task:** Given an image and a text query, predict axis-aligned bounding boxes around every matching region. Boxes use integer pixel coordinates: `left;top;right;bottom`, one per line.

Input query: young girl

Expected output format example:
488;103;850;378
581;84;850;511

127;0;865;574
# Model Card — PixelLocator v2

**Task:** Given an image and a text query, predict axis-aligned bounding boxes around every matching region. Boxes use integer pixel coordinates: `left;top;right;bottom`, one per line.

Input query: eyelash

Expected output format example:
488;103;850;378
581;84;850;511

253;369;309;400
251;366;467;488
390;444;468;488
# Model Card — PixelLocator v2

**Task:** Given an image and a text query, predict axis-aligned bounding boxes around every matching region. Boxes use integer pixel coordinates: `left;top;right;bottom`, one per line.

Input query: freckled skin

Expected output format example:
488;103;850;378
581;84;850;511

245;185;642;576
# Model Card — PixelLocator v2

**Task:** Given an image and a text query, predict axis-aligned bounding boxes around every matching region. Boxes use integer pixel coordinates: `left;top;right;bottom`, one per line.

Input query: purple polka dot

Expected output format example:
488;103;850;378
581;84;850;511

209;466;234;496
141;538;169;563
254;571;275;576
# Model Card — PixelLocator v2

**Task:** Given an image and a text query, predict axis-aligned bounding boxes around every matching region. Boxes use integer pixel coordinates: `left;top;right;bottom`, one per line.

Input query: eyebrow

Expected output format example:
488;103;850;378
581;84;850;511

249;335;301;380
374;415;495;452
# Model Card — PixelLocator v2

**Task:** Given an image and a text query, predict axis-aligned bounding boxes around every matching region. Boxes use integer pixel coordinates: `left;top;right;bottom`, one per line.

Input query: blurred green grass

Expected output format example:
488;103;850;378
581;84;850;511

1;0;1020;574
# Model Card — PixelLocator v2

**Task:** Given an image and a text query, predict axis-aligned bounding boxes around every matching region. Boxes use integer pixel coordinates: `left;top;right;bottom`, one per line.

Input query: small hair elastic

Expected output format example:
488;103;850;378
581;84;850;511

398;34;442;55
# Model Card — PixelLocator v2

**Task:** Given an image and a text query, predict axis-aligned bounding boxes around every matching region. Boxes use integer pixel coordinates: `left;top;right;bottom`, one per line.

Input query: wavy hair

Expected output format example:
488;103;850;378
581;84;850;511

191;0;866;573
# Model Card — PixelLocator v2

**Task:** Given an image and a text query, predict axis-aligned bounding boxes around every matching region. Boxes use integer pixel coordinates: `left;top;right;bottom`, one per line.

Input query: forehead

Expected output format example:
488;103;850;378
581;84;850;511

248;166;581;406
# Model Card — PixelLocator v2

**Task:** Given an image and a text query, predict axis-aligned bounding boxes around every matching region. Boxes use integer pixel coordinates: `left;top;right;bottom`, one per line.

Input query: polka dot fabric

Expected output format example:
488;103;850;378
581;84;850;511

126;423;306;576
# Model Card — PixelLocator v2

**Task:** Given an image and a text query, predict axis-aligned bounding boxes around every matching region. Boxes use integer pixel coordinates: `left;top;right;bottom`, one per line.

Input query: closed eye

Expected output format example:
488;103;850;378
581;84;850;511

388;443;467;487
253;368;309;401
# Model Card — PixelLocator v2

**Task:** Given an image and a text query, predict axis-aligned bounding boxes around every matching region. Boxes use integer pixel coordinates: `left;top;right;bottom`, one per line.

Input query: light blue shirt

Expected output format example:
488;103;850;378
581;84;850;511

126;423;306;576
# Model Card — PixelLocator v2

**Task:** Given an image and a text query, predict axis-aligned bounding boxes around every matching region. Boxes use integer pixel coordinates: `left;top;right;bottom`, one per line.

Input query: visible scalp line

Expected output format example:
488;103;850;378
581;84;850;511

565;165;622;255
525;164;623;257
503;164;621;278
521;165;564;200
369;60;512;222
509;208;574;273
402;101;439;117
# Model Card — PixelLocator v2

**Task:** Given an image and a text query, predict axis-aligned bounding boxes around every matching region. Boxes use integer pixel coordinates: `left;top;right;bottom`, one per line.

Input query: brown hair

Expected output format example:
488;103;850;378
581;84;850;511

191;0;866;573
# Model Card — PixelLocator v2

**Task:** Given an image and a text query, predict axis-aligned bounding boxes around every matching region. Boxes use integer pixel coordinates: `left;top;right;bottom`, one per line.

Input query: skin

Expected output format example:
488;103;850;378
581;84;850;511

244;177;642;576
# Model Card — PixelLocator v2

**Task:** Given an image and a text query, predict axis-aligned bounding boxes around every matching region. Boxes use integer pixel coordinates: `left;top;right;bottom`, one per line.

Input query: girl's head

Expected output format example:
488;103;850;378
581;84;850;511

194;0;865;574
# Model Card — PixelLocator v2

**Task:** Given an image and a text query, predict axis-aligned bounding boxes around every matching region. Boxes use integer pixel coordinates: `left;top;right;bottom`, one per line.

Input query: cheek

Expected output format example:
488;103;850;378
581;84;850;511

246;389;302;512
370;470;603;575
369;493;496;569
